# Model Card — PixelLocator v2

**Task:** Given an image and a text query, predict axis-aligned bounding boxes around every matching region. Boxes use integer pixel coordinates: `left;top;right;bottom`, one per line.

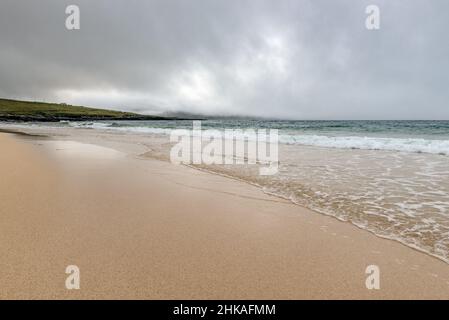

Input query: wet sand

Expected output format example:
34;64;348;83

1;132;449;299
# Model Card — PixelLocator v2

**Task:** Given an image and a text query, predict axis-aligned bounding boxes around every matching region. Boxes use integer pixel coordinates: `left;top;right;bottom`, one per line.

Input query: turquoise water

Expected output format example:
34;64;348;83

103;119;449;139
59;120;449;155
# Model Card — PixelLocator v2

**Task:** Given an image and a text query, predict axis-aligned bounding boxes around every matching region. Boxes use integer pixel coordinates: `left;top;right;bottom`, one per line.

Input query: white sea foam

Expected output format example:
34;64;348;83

3;121;449;156
68;122;174;135
279;135;449;155
71;122;449;156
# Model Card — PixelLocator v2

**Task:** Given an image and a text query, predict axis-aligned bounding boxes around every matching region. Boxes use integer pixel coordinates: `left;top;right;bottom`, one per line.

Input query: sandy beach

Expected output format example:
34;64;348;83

0;130;448;299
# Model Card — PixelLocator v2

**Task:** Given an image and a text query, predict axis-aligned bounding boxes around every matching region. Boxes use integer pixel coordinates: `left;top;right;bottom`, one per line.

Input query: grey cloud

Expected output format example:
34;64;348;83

0;0;448;119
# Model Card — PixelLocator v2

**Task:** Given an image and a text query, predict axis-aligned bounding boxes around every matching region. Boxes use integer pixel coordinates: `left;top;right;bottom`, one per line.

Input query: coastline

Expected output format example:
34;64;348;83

1;130;449;299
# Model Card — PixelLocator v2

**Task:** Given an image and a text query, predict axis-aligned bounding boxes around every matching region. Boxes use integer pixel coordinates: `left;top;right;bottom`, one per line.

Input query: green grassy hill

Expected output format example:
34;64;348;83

0;98;168;121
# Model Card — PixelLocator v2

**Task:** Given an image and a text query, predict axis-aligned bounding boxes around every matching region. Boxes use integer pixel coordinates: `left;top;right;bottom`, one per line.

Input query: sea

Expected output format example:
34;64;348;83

4;119;449;263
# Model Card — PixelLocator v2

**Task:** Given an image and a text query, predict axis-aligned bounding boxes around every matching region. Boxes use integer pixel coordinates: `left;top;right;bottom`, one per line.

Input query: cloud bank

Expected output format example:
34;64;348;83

1;0;448;119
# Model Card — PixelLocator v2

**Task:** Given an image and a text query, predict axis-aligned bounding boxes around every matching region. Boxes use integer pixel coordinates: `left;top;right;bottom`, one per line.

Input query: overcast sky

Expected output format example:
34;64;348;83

0;0;448;119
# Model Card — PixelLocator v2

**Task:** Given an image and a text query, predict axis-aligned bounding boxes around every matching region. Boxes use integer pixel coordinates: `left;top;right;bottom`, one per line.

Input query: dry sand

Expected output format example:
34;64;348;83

1;132;449;299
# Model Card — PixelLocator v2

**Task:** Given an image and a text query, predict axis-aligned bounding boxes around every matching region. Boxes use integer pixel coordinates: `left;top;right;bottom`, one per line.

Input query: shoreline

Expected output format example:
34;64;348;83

187;162;449;266
1;130;449;299
5;126;449;266
3;125;449;264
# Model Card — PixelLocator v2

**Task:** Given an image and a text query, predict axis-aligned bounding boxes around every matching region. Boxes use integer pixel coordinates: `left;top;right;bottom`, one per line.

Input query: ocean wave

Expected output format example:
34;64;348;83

280;135;449;155
63;122;449;155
